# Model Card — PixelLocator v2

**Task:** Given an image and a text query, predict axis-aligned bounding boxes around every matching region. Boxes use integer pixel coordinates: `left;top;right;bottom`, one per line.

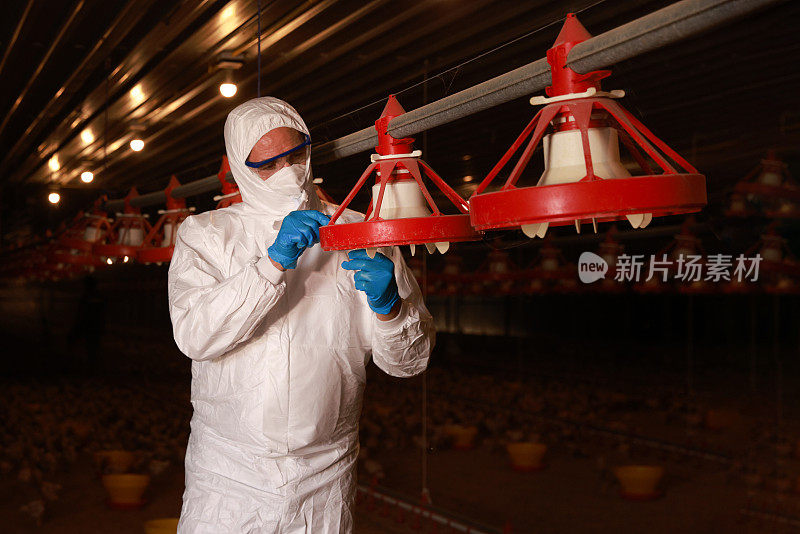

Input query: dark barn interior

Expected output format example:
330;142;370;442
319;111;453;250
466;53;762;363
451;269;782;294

2;0;800;532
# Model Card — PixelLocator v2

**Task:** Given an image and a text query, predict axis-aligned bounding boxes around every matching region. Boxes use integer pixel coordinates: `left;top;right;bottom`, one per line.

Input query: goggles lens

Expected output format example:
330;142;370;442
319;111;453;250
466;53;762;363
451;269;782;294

245;133;311;170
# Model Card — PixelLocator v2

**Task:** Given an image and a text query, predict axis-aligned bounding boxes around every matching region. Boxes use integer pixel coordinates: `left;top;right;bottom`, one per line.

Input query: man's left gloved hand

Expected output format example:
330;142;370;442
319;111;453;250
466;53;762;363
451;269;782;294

341;249;400;315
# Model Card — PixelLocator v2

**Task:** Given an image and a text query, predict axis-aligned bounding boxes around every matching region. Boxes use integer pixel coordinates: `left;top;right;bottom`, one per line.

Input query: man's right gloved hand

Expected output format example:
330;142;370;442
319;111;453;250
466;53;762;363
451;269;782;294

267;210;331;270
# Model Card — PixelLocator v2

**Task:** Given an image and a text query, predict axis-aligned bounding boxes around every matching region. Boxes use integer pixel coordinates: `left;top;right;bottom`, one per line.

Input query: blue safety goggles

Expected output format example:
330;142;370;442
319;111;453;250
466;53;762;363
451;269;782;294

245;133;311;169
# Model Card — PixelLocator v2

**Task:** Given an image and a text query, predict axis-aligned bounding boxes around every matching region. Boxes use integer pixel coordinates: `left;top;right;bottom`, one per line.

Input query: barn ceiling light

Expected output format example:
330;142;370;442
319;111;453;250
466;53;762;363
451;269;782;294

469;13;706;238
319;95;481;256
215;52;244;99
48;192;60;205
219;82;237;98
130;84;145;105
80;129;94;145
48;154;60;172
81;171;94;183
129;122;146;152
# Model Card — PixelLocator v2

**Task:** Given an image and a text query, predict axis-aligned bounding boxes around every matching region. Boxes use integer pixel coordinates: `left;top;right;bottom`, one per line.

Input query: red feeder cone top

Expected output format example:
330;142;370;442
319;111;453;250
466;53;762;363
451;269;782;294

546;13;610;98
469;13;706;239
137;176;195;264
375;95;415;156
320;95;481;255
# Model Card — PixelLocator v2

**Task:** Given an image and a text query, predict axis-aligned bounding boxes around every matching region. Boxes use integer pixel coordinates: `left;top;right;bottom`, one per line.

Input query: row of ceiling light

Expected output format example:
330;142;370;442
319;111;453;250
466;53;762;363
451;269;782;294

45;52;245;205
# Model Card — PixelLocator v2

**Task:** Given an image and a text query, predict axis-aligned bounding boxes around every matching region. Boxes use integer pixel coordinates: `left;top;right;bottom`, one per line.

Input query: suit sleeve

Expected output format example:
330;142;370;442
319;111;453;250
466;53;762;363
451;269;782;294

370;246;436;377
167;216;286;361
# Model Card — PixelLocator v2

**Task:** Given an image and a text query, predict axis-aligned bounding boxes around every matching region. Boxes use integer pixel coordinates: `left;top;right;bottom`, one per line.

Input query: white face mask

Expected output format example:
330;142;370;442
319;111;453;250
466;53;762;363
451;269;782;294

252;163;317;220
259;163;308;197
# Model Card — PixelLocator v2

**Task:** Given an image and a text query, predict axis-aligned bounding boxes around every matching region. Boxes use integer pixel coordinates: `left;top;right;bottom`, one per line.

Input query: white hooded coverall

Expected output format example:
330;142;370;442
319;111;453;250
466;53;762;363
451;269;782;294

168;97;435;533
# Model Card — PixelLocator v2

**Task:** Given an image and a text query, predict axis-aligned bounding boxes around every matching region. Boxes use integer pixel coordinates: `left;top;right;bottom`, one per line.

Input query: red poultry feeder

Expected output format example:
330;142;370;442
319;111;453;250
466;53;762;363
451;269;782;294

429;255;463;296
319;95;481;256
734;151;800;218
526;238;577;293
137;177;195;264
404;255;434;295
213;156;242;209
467;249;520;295
724;193;757;219
93;188;151;263
58;197;113;253
315;185;336;204
595;227;625;293
38;244;86;281
469;13;706;238
747;226;800;294
48;244;102;270
655;218;715;295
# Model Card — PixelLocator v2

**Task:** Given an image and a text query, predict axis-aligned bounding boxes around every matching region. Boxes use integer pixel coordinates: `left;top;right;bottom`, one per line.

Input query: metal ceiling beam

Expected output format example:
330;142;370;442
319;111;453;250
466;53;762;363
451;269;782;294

4;0;226;183
35;0;341;188
0;0;86;138
313;0;786;164
105;0;785;210
0;0;35;79
0;0;154;175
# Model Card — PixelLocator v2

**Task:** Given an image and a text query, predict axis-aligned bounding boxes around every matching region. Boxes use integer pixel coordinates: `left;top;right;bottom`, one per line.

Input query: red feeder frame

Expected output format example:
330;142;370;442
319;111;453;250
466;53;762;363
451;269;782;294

59;197;113;253
92;188;152;261
469;13;706;234
320;96;481;252
213;156;242;209
137;176;195;264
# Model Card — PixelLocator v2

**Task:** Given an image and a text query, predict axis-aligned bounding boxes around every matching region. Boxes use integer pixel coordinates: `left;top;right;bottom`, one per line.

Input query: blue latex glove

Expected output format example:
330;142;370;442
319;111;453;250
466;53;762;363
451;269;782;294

341;249;400;315
268;210;331;269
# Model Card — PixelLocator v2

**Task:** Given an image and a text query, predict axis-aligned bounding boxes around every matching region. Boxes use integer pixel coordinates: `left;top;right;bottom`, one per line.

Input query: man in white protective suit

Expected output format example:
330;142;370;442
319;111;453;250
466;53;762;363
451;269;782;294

167;96;435;533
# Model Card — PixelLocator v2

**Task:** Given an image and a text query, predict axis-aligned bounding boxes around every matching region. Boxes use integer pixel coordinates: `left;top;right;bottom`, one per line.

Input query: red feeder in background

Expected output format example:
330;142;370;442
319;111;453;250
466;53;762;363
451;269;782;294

596;227;625;293
58;197;113;253
657;218;713;295
315;184;336;204
92;188;151;264
429;255;464;296
213;156;242;209
467;249;520;296
319;95;481;257
526;238;577;294
724;192;756;219
137;177;196;264
747;225;800;294
48;242;102;270
733;151;800;219
470;13;706;238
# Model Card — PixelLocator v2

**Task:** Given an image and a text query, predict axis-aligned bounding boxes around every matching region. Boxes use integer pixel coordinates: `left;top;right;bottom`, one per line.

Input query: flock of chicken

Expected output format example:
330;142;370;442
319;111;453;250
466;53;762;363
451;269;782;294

3;361;799;526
